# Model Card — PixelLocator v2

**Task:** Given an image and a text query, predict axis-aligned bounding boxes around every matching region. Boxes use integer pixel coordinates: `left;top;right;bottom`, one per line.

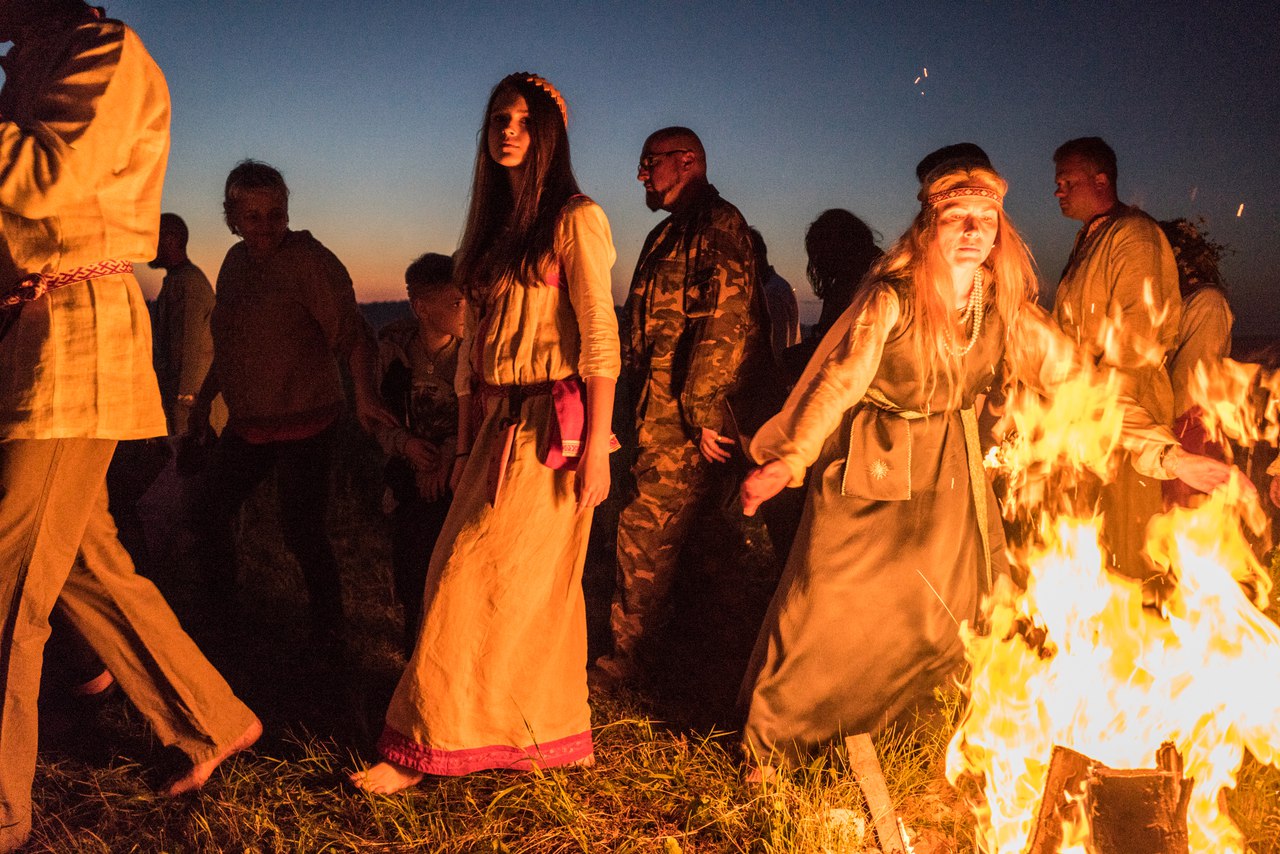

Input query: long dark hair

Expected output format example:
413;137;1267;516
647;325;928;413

805;208;881;302
455;74;581;301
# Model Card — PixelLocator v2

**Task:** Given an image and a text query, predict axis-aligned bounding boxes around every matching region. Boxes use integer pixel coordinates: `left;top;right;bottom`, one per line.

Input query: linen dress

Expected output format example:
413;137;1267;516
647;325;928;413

740;279;1004;766
378;198;619;775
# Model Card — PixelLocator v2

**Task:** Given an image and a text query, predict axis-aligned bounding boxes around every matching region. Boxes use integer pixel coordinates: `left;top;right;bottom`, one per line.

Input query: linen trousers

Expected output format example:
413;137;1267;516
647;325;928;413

0;438;256;853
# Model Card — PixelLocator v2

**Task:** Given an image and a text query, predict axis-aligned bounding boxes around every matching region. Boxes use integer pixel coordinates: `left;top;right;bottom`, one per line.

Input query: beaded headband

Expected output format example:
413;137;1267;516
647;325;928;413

508;72;568;127
925;187;1003;208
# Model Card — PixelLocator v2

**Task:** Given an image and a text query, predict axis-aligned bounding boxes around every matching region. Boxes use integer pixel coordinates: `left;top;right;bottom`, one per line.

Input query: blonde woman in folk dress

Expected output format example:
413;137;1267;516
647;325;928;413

351;73;619;793
737;162;1240;776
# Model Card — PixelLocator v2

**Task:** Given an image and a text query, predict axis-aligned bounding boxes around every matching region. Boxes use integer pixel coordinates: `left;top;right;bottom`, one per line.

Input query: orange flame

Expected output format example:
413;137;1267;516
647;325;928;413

951;299;1279;851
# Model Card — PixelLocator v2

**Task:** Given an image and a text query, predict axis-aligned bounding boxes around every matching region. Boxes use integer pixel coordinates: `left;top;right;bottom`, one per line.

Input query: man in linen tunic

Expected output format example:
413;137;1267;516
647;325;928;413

1051;137;1181;579
0;5;256;849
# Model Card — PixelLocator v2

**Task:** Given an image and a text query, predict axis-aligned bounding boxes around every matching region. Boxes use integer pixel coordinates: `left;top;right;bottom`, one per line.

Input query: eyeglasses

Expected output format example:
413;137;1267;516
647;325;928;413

638;149;691;171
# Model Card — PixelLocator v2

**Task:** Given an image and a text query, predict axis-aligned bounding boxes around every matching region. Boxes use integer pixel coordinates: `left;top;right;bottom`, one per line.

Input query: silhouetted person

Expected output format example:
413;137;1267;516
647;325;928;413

780;209;882;381
150;213;217;436
187;160;393;648
748;227;799;360
0;4;259;848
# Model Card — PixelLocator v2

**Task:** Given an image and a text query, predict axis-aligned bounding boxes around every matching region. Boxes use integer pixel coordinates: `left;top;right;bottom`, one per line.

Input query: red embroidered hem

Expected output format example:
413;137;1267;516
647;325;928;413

377;726;593;776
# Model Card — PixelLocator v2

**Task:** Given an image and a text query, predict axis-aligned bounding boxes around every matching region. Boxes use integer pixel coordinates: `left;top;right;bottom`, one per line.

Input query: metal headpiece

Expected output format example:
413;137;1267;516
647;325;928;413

509;72;568;127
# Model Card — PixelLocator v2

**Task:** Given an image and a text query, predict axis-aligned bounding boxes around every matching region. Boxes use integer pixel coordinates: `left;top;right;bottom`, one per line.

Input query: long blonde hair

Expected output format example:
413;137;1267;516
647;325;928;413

866;164;1038;406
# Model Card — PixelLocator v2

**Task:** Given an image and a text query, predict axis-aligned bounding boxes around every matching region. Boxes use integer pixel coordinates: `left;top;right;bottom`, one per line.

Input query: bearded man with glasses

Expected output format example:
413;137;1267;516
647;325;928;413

592;127;761;692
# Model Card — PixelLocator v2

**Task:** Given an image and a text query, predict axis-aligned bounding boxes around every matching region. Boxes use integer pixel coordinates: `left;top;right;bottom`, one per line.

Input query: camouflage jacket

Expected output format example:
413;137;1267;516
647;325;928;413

623;183;758;435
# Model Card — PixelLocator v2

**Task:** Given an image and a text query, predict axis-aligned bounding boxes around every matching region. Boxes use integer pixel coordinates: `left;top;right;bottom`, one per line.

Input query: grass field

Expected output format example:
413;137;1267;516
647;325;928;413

27;423;1280;852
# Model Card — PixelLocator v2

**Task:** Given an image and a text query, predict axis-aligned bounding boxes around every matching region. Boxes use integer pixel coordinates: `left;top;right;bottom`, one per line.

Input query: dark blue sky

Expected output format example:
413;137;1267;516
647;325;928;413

104;2;1280;333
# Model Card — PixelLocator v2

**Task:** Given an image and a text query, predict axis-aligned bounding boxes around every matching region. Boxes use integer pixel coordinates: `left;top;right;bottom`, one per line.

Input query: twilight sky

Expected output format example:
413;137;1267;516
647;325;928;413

103;2;1279;333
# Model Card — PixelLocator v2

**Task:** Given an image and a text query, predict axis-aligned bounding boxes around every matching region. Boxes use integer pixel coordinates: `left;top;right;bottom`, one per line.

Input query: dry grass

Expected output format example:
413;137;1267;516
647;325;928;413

25;425;1280;852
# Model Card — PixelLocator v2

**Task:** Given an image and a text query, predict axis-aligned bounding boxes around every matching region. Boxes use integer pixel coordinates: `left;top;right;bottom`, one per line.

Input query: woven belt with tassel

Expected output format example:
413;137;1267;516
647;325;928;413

1;259;135;308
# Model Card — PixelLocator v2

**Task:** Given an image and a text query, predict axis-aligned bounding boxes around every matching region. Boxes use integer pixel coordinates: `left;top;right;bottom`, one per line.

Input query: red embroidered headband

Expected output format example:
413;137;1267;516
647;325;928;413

925;186;1003;207
510;72;568;127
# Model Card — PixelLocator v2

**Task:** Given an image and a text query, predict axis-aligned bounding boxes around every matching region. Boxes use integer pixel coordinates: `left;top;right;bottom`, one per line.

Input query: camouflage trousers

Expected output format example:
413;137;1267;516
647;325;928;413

606;411;724;676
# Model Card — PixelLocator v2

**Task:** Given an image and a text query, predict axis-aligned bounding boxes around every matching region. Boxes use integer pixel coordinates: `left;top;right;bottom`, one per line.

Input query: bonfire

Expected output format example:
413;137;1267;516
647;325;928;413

947;351;1280;854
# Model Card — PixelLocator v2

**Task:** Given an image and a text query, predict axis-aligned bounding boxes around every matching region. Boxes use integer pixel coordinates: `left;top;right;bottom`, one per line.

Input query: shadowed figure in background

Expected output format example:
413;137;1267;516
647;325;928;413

748;227;800;362
0;3;260;849
351;72;619;792
150;213;219;437
1051;136;1182;582
371;253;465;656
186;160;394;650
780;209;883;383
591;127;761;692
736;160;1236;778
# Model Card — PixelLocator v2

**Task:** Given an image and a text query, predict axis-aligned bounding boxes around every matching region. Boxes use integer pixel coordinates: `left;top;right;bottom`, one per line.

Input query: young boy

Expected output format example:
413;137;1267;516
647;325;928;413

374;253;465;655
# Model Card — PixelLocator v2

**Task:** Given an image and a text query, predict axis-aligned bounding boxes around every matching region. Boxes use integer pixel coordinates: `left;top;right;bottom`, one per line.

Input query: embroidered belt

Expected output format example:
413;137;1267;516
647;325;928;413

1;259;135;307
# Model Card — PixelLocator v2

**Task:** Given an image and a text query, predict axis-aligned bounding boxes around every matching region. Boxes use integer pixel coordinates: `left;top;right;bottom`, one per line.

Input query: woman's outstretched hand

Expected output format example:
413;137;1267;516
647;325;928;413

741;459;792;517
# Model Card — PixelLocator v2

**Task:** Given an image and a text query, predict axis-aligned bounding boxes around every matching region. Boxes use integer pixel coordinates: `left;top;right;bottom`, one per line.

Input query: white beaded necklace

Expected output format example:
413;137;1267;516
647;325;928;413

944;268;985;357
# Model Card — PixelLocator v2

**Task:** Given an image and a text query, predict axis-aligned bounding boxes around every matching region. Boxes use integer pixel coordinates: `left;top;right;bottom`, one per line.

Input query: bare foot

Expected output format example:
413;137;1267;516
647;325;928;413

742;763;779;785
165;717;263;796
349;760;423;794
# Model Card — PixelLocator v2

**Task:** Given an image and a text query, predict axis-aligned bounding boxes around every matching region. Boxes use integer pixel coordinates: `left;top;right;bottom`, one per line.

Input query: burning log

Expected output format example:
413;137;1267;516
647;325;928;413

845;733;909;854
1027;743;1191;854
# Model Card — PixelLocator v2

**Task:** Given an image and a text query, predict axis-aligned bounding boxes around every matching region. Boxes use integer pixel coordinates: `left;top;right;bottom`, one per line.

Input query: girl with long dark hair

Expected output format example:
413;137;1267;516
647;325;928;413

352;73;619;792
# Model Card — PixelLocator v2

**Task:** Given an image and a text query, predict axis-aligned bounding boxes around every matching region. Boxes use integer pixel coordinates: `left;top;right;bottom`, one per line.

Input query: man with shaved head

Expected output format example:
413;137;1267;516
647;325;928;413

593;127;760;691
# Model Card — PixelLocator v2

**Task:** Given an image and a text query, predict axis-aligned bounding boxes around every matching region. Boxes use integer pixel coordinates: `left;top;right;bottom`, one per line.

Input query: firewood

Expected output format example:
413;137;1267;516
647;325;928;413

845;733;908;854
1026;743;1191;854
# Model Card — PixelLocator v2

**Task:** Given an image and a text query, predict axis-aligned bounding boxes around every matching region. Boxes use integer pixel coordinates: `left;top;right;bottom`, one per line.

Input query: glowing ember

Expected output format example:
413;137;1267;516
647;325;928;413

1236;203;1245;217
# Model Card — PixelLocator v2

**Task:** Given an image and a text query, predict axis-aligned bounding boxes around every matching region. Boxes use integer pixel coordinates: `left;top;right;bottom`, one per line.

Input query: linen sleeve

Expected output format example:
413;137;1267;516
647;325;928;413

1099;219;1183;370
679;213;756;432
1169;289;1233;416
558;200;620;380
749;284;899;486
0;24;132;219
304;241;373;358
454;302;478;399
